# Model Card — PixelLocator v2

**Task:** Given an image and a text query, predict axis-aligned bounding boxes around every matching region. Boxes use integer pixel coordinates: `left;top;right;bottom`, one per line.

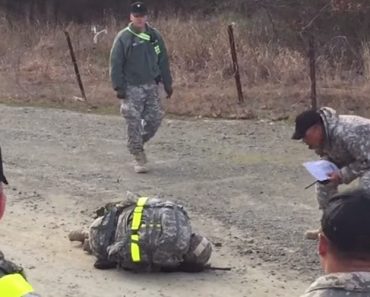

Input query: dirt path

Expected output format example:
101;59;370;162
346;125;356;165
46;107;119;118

0;105;322;296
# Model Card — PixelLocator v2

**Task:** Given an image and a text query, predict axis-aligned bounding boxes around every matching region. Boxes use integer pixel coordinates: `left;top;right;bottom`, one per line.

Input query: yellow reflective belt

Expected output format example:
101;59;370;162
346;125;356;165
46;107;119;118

0;273;34;297
126;26;151;41
131;197;148;262
124;25;161;55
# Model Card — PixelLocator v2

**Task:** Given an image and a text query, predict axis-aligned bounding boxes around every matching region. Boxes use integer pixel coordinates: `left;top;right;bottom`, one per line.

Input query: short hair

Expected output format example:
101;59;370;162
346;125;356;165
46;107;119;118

322;188;370;260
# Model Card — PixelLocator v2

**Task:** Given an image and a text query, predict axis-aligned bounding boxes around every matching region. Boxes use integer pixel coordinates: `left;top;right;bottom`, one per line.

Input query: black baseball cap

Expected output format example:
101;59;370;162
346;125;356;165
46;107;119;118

292;109;322;140
130;2;148;15
322;188;370;257
0;147;8;185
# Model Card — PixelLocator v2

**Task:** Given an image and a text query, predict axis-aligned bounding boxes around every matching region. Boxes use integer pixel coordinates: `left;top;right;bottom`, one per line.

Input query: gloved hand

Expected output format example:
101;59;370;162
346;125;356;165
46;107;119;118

165;86;173;99
116;89;126;99
94;258;116;270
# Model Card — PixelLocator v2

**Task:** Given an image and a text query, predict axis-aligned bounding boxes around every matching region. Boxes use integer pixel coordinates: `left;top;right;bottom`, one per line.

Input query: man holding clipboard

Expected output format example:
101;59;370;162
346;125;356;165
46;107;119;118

292;107;370;239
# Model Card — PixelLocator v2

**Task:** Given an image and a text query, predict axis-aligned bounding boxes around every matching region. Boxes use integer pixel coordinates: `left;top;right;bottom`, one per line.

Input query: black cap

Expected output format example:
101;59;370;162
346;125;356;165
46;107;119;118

322;188;370;257
0;147;7;185
130;2;148;15
292;109;322;140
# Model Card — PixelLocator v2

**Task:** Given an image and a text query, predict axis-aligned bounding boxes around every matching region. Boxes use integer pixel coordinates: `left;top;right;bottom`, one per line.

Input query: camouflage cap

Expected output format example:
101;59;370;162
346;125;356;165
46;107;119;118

322;188;370;257
183;233;212;266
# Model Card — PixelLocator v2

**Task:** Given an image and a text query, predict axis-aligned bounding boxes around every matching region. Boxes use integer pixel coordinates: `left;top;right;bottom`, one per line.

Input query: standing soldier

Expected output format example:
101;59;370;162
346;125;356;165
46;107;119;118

110;2;173;173
292;107;370;239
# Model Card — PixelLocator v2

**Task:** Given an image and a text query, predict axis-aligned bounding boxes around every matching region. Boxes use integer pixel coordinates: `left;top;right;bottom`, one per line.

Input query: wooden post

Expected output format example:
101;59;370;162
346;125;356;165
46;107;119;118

227;24;244;103
64;30;87;102
308;34;317;110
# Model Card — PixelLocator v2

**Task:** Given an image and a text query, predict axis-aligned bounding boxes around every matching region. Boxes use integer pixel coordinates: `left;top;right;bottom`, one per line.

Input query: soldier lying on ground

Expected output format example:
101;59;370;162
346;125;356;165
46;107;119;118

69;193;212;272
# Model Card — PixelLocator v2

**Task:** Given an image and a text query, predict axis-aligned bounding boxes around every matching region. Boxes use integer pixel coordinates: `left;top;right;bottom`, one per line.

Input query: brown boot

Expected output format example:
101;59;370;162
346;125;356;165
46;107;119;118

134;151;148;173
304;229;320;240
68;230;89;242
82;238;92;253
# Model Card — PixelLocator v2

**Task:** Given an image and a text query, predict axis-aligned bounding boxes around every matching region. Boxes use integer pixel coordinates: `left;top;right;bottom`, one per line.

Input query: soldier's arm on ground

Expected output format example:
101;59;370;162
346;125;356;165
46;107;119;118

109;31;127;97
155;30;172;92
340;132;370;184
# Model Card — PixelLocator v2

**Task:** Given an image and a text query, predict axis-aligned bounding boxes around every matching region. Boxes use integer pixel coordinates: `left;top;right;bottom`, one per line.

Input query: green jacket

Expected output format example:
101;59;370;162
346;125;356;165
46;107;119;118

109;23;172;95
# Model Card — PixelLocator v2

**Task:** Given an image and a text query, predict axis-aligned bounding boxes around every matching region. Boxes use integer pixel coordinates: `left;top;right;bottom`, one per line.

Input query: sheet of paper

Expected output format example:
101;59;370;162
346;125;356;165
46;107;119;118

303;160;339;181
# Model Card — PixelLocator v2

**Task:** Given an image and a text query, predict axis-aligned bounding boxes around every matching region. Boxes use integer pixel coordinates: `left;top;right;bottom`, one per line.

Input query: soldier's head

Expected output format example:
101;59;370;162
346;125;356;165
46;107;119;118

292;109;325;150
318;188;370;274
183;233;212;267
130;2;148;30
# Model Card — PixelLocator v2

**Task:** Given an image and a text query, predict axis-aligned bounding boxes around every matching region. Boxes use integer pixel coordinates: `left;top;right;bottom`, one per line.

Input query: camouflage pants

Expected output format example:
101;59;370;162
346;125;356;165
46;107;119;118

120;83;164;155
316;170;370;209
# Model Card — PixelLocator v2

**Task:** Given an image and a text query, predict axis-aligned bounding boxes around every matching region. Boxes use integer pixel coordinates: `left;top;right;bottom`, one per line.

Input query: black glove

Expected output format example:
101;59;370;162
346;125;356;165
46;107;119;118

116;89;126;99
318;179;330;185
165;86;173;99
177;262;207;273
155;76;161;85
94;258;116;270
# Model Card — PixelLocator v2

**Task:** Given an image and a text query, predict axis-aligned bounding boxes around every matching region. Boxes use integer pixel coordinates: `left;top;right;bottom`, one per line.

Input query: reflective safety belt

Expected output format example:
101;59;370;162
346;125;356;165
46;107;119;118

130;197;148;262
126;26;151;41
0;273;34;297
124;25;161;55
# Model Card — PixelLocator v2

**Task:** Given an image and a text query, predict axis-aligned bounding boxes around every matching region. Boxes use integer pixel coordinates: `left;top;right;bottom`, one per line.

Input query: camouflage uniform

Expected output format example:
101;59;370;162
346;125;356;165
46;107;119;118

314;107;370;209
120;83;164;155
301;272;370;297
88;197;192;272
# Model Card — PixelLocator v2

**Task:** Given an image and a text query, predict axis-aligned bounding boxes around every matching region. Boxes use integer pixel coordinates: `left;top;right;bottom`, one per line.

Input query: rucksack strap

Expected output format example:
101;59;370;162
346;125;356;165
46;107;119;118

124;24;161;55
130;197;148;262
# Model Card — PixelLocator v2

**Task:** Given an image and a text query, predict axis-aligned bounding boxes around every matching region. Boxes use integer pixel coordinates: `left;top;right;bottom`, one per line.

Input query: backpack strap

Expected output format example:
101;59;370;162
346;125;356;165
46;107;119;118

130;197;149;262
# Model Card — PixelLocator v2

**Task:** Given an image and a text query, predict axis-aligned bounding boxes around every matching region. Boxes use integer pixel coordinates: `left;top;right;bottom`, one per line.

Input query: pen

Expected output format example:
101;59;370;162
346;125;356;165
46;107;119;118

305;181;317;189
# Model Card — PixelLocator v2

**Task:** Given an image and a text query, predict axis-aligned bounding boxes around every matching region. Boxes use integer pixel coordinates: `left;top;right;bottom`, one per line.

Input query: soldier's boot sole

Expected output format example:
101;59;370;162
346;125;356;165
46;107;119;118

82;238;92;253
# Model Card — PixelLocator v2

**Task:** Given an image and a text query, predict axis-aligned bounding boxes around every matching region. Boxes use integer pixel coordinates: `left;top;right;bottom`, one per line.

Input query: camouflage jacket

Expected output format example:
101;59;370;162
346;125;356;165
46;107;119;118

301;272;370;297
89;197;192;272
317;107;370;184
109;23;172;94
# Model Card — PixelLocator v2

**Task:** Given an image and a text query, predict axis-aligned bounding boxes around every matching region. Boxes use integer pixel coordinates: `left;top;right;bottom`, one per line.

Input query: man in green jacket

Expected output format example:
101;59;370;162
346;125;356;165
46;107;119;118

110;2;173;173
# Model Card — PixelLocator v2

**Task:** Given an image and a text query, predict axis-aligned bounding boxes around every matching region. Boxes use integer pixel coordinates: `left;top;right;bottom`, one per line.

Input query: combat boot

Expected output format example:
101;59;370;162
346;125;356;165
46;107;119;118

134;151;148;173
68;230;89;243
82;238;92;253
304;229;320;240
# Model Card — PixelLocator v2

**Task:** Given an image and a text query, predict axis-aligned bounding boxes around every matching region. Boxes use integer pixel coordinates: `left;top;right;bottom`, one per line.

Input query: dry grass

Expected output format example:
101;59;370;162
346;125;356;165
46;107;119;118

0;16;370;119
